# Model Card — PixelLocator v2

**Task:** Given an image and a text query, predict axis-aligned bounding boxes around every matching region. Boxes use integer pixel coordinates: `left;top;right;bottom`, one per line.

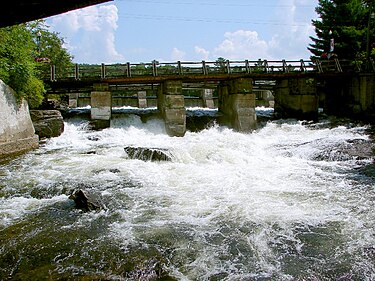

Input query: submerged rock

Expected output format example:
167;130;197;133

124;146;172;162
69;189;105;212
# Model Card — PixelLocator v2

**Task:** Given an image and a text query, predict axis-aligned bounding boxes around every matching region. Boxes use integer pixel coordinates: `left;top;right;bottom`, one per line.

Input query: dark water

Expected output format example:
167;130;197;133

0;108;374;280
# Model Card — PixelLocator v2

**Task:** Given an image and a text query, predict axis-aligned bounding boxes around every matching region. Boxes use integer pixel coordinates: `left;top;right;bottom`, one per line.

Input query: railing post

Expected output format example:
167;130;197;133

202;60;208;75
101;63;106;78
245;60;251;74
263;60;269;73
50;64;55;81
126;62;131;77
152;60;158;77
334;58;343;72
282;60;289;73
74;63;79;80
226;60;231;74
177;61;182;75
314;59;323;73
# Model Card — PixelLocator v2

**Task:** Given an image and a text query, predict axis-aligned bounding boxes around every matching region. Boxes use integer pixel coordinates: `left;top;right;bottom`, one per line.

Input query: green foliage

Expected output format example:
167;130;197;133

0;24;37;102
0;21;73;108
215;57;227;72
29;21;73;80
309;0;374;60
22;76;45;108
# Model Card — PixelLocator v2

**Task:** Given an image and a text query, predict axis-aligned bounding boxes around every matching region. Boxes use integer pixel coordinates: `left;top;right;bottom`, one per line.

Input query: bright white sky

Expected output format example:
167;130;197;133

46;0;319;64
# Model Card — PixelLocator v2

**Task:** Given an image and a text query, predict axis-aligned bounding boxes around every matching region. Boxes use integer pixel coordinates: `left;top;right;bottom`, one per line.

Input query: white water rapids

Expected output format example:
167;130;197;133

0;107;374;280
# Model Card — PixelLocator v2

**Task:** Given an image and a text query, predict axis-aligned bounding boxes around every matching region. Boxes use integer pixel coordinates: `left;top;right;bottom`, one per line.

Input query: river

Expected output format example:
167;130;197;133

0;107;374;280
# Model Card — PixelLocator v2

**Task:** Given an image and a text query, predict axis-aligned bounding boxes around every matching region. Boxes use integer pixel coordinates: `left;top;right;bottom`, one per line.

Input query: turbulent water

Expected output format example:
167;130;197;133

0;107;374;280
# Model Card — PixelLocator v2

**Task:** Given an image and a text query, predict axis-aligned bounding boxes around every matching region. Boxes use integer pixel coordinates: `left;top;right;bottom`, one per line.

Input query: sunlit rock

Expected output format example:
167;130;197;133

124;146;172;161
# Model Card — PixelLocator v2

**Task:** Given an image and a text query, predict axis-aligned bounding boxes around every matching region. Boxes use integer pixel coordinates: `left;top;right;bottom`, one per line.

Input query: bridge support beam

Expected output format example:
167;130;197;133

158;80;186;137
91;83;112;129
274;78;318;120
218;78;257;131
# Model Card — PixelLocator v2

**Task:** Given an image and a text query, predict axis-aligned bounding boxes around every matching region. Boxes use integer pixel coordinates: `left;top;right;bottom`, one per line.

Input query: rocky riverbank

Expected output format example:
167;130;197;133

30;110;64;139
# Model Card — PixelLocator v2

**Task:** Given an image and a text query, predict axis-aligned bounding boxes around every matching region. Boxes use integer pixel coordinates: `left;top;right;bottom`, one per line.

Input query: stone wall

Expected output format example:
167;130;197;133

0;80;39;158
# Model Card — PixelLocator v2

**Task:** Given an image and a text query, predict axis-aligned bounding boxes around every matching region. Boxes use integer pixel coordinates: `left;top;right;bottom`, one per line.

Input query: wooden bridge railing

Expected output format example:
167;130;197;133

44;58;375;82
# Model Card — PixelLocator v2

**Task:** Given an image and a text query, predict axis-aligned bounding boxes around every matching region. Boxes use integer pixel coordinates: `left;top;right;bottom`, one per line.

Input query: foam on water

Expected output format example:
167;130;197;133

0;112;374;280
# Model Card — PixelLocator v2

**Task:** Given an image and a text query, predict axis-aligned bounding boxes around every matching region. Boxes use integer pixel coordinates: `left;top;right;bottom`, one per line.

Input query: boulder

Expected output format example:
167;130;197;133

124;146;172;161
30;110;64;138
69;189;105;212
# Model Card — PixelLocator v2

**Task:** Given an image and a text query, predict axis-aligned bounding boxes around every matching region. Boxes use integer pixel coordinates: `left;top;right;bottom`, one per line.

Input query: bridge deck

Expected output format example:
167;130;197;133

44;59;374;93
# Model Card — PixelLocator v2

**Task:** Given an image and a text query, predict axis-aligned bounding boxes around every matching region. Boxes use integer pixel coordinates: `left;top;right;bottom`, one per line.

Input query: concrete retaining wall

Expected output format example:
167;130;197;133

0;80;39;158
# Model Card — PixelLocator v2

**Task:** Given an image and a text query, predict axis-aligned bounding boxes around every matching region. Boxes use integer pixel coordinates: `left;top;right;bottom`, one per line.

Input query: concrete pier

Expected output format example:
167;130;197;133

68;93;79;108
274;78;318;120
218;78;257;131
137;90;147;108
202;89;215;109
158;80;186;137
91;83;112;129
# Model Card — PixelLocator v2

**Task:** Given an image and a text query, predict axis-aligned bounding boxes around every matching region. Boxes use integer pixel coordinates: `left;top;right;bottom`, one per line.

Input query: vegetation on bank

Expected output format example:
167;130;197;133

309;0;375;61
0;21;72;108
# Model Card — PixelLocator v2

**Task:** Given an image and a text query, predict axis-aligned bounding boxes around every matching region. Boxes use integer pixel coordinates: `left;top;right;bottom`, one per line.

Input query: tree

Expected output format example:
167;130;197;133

28;21;73;80
215;57;227;72
0;24;44;108
308;0;374;60
0;21;73;108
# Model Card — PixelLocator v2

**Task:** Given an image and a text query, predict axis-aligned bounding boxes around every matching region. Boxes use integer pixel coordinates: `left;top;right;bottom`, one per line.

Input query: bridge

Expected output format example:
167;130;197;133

44;58;375;136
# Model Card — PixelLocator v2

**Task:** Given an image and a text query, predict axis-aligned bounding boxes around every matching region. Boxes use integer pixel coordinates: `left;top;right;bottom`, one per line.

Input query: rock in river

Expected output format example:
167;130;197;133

69;189;105;212
30;110;64;139
124;146;172;161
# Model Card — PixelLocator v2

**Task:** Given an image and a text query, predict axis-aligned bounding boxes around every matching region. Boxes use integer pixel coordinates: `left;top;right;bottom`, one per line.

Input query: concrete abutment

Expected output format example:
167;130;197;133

0;80;39;158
